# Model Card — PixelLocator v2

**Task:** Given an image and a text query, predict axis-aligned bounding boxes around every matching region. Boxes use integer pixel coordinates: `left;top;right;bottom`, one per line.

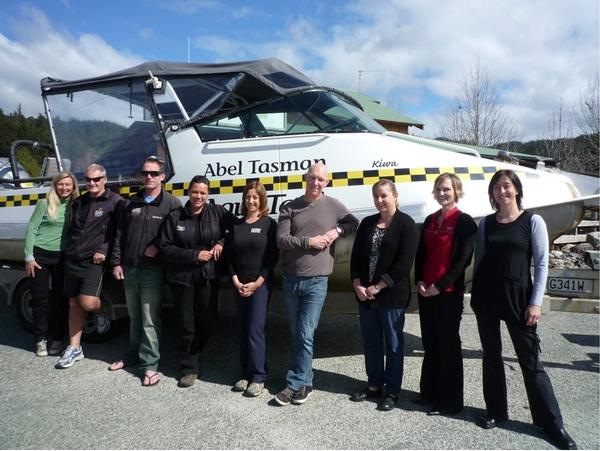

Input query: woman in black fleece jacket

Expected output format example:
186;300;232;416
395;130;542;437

414;173;477;415
161;175;234;388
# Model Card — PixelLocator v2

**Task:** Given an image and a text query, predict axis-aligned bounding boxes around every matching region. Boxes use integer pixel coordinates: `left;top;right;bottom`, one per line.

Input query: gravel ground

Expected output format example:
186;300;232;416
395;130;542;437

0;299;598;450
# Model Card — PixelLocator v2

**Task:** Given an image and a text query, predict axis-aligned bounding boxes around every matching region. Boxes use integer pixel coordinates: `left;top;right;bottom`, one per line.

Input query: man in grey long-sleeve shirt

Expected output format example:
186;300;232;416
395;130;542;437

274;162;358;406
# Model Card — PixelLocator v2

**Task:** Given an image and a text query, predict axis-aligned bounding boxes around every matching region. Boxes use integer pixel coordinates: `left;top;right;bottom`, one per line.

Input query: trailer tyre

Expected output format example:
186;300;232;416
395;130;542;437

13;281;34;333
12;281;117;342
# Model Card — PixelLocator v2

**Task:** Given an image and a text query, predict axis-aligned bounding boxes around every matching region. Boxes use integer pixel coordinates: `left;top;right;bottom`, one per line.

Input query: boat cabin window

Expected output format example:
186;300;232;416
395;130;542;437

194;89;386;142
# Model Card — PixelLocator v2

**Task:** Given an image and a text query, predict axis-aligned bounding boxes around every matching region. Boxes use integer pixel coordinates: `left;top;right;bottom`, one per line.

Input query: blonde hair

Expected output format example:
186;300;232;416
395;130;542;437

372;178;399;208
46;171;79;221
432;173;464;201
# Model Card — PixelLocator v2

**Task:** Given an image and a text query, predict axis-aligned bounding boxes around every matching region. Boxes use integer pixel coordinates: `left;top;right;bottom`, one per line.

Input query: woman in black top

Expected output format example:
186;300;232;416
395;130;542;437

227;181;278;398
471;169;576;450
350;179;419;411
414;173;477;415
161;175;234;388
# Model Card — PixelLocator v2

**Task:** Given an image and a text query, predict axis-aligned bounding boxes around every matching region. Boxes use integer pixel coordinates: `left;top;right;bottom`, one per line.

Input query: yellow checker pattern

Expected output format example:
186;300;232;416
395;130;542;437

0;166;540;207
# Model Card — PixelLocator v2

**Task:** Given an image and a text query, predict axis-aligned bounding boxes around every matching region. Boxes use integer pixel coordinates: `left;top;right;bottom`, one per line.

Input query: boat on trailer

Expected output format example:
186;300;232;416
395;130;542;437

0;58;595;338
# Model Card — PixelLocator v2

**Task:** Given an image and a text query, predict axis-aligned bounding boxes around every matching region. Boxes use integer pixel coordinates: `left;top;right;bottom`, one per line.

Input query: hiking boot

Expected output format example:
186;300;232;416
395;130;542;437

178;373;198;388
35;340;48;357
96;312;110;334
232;379;248;392
292;386;313;405
274;387;296;406
244;382;264;398
55;345;84;369
48;341;63;356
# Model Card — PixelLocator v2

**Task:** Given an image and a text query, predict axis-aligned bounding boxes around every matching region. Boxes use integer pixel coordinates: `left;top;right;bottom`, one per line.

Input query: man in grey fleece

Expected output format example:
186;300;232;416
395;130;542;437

274;162;358;406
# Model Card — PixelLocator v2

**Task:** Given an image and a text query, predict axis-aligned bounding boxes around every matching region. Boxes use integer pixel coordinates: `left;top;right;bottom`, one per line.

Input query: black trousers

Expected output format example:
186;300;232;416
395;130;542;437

171;280;219;375
418;291;464;411
475;310;564;431
234;284;269;383
29;248;67;342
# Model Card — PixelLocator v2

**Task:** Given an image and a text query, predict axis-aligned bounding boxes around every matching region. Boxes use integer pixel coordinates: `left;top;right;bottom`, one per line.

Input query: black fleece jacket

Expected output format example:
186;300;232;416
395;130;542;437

65;189;123;262
110;189;181;268
160;201;234;286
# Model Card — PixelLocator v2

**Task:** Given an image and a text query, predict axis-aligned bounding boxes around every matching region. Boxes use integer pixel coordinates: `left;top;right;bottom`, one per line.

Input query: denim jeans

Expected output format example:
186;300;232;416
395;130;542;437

282;273;328;391
359;304;406;394
123;266;165;371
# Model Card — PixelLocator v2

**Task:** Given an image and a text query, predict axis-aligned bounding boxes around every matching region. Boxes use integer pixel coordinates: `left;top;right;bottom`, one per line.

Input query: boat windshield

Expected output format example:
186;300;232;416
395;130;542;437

44;79;164;183
44;78;384;182
194;89;386;141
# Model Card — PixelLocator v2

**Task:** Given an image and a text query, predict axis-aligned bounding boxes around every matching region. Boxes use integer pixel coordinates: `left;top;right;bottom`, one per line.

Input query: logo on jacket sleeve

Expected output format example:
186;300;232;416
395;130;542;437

176;225;186;232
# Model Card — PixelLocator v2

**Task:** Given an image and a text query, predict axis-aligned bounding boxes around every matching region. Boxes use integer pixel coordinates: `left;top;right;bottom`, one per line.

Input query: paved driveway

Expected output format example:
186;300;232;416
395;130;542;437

0;300;598;449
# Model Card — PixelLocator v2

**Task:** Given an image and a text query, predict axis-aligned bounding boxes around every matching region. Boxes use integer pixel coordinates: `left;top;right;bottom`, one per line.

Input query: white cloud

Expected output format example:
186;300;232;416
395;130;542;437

2;1;597;142
190;0;598;140
0;5;142;117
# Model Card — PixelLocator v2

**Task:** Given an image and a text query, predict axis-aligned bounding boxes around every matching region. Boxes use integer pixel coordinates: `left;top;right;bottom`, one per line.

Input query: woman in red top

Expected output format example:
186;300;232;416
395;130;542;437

414;172;477;415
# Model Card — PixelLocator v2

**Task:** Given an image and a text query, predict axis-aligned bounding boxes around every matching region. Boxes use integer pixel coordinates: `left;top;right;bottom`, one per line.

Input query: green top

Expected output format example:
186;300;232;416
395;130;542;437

24;199;71;260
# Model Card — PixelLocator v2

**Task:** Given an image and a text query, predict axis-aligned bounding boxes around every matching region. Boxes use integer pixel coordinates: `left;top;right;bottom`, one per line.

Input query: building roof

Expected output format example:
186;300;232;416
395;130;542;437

341;89;424;129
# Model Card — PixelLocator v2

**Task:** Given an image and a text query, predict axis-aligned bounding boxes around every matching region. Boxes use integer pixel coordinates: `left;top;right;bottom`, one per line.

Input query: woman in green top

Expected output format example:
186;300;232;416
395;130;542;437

25;171;79;357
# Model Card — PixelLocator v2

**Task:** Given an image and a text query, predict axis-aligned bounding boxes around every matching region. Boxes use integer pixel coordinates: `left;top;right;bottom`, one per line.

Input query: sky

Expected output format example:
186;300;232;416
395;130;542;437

0;0;597;141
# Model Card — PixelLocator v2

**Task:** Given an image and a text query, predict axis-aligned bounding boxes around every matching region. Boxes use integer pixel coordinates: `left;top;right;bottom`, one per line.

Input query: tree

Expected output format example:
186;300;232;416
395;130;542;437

437;61;517;148
573;75;600;154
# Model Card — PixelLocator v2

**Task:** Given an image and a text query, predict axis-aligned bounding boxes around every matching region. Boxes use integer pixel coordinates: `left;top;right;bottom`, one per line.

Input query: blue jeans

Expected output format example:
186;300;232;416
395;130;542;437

123;266;164;371
282;274;328;391
359;304;406;394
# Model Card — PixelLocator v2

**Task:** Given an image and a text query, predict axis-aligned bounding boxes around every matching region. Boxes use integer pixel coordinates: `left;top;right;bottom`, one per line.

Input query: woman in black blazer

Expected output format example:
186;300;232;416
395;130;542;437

350;179;419;411
414;173;477;416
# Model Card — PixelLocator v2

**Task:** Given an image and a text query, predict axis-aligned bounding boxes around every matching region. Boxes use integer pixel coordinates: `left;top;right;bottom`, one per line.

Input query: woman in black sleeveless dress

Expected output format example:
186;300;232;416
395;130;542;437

471;169;576;450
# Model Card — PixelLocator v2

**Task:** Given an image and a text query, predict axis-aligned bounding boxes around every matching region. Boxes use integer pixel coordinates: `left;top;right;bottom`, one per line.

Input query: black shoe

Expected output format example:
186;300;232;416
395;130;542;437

350;387;383;402
477;414;508;429
177;373;198;388
427;407;462;416
378;393;399;411
545;428;577;450
291;386;313;405
411;396;432;405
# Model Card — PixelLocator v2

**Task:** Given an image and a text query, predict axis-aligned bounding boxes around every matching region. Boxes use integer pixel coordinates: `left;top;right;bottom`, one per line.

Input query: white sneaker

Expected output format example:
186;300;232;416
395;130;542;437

55;345;84;369
35;340;48;357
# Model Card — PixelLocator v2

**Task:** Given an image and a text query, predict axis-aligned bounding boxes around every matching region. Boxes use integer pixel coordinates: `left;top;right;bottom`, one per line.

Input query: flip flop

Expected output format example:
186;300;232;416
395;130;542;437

143;371;160;387
108;360;127;371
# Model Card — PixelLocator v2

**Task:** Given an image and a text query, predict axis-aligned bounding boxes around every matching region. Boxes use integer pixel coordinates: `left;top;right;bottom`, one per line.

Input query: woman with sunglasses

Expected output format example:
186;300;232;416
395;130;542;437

471;169;576;450
227;181;278;398
161;175;234;388
25;171;79;357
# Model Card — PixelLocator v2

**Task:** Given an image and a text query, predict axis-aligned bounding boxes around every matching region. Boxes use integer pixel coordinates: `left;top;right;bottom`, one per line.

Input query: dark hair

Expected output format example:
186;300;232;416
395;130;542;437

432;172;464;201
188;175;210;192
143;156;165;172
241;181;269;217
488;169;523;210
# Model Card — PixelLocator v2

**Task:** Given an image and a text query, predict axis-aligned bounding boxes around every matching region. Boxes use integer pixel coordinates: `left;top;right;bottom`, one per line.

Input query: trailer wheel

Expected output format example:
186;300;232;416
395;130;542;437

12;281;117;342
13;280;34;333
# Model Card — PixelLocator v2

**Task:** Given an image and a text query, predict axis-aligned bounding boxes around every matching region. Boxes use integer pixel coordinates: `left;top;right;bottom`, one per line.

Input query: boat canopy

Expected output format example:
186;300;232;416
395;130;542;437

41;58;314;98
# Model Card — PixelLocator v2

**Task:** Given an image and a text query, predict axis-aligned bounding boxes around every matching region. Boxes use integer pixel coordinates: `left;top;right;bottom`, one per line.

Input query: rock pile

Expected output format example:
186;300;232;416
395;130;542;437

550;232;600;269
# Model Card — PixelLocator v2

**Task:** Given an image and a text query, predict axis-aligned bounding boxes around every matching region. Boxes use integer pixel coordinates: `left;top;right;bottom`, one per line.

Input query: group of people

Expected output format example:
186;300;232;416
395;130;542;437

25;159;576;450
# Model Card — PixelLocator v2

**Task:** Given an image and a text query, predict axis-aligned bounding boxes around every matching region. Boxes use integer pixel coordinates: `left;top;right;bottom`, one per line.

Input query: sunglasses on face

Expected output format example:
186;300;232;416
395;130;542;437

85;176;104;183
142;170;162;178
